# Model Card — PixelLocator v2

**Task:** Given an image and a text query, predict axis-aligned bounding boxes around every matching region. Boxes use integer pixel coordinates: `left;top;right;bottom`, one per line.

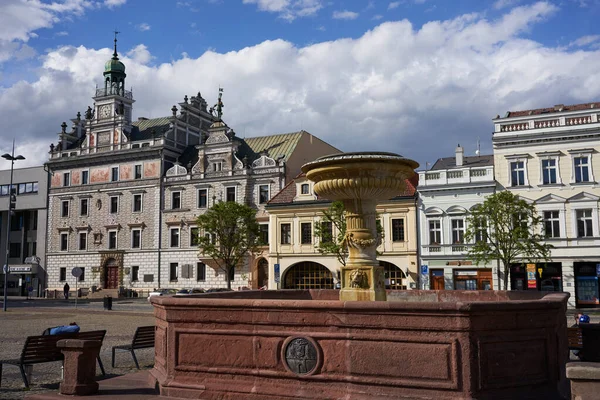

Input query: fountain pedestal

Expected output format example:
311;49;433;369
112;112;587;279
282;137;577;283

302;153;418;301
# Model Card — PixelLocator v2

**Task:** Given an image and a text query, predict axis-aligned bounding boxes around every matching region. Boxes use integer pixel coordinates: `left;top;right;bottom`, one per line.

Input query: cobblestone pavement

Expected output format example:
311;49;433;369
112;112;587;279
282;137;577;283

0;305;155;400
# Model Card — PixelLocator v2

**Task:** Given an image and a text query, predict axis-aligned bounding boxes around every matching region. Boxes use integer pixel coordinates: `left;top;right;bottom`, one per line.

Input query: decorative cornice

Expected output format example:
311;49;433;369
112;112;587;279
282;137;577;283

104;224;122;230
127;222;146;229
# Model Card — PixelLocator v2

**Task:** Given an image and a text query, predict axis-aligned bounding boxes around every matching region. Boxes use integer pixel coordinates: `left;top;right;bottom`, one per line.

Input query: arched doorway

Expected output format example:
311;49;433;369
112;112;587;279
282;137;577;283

379;261;407;290
257;258;269;289
104;258;120;289
283;262;334;289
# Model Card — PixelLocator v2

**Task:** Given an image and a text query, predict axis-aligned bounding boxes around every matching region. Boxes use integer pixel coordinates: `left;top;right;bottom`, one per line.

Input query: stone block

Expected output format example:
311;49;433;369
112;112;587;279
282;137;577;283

57;339;101;396
567;361;600;400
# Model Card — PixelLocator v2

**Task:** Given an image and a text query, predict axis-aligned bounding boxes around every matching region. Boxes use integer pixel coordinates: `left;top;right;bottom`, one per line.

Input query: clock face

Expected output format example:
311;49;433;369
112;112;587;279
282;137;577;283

99;105;112;119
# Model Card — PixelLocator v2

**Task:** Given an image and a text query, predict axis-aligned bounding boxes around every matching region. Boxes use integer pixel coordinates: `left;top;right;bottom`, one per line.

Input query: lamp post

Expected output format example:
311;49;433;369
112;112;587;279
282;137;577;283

2;141;25;312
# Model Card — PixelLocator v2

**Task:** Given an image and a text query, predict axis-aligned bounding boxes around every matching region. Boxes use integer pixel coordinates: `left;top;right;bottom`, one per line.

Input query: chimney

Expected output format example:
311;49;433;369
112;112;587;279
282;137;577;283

455;144;464;167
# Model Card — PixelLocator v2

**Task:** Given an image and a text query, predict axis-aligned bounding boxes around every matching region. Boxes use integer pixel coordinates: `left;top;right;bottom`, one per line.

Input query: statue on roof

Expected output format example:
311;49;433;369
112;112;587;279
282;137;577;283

209;87;224;121
85;106;94;120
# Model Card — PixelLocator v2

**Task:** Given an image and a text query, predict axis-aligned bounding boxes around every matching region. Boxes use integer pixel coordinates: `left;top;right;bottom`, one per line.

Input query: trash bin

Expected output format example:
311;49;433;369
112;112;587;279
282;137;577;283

103;295;112;311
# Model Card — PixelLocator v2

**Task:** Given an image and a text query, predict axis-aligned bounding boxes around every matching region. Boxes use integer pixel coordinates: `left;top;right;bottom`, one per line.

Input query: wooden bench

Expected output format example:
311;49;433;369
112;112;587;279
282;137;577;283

0;330;106;388
111;326;155;369
568;326;583;351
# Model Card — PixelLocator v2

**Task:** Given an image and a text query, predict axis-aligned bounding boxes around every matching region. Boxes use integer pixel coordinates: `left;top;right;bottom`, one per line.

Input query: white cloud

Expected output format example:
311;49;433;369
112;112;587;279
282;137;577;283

243;0;323;21
372;14;383;20
493;0;520;9
136;23;151;31
569;35;600;47
55;31;69;37
333;10;359;20
104;0;127;8
388;2;401;10
0;1;594;172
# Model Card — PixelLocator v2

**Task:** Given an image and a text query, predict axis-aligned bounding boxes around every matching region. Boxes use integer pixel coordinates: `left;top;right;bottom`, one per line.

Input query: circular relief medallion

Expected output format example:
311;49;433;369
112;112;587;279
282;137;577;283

282;336;321;376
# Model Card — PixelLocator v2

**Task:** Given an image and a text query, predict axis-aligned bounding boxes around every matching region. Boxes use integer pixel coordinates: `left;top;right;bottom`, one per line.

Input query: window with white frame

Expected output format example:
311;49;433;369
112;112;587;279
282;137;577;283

429;220;441;245
280;223;291;245
451;218;465;244
110;196;118;214
577;209;594;237
301;222;312;244
391;219;405;242
197;262;206;281
259;224;269;245
170;227;180;247
510;161;526;187
258;184;270;204
301;184;310;194
108;230;117;249
172;191;181;209
80;198;89;216
170;263;178;281
226;187;236;202
574;156;591;183
132;194;142;212
213;162;222;172
473;216;488;243
198;188;208;208
78;232;87;250
190;227;199;246
541;159;558;185
61;200;69;217
132;266;139;282
131;229;141;249
544;211;560;238
60;233;68;251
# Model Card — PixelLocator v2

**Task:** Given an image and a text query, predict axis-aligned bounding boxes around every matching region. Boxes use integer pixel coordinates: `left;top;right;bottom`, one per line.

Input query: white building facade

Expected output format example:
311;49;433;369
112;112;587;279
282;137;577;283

417;146;498;291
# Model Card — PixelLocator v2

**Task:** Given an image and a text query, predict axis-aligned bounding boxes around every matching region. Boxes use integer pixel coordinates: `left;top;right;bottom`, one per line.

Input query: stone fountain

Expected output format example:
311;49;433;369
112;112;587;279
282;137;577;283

301;152;419;301
149;151;569;400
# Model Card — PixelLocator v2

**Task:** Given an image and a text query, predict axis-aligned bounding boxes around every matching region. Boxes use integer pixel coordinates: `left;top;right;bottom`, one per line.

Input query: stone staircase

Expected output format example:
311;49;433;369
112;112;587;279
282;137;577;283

86;288;119;299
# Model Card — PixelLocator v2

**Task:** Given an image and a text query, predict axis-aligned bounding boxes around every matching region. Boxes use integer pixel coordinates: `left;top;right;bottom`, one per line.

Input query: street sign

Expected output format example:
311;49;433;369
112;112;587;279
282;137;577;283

421;265;428;274
72;267;83;278
274;263;280;283
2;265;7;274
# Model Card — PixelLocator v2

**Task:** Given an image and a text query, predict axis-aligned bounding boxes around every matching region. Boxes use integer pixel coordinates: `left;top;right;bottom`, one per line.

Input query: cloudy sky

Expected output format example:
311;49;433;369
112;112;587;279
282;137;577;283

0;0;599;171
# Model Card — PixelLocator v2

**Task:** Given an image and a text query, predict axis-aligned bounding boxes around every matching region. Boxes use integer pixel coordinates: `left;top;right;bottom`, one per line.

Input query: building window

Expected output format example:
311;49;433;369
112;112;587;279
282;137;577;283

133;194;142;212
78;267;85;282
60;233;68;251
111;167;119;182
170;228;180;248
510;161;526;187
17;182;38;194
170;263;178;281
542;159;557;185
544;211;560;238
61;200;69;218
78;232;87;250
80;198;88;216
110;196;118;214
577;209;593;237
258;184;269;204
190;227;199;246
131;229;141;249
301;223;312;244
108;230;117;249
474;218;488;243
259;224;269;245
281;223;291;245
429;220;441;245
301;184;309;194
81;170;89;185
228;266;235;282
134;164;142;179
132;266;139;282
451;219;465;244
226;187;236;202
172;191;181;209
63;172;71;187
198;189;207;208
9;242;21;258
213;162;222;172
60;267;66;281
197;262;206;281
391;219;405;242
574;156;590;183
320;221;333;243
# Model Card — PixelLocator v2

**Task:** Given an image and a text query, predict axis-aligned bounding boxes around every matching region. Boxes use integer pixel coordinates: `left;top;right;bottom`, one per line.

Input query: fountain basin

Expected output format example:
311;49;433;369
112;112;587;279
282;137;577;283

149;290;568;399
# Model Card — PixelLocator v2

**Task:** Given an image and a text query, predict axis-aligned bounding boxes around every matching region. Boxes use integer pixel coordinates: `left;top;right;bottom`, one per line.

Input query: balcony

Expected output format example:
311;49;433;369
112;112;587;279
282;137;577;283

497;113;598;133
420;166;494;187
95;87;133;100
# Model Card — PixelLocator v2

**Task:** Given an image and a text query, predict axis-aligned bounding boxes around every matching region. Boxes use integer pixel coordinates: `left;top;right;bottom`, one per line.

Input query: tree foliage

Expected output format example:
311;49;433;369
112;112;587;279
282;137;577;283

195;201;261;289
464;191;552;290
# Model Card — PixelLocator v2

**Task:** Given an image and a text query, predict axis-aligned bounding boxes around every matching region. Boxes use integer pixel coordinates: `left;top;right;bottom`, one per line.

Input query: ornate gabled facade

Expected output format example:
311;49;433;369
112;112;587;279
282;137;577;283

44;38;340;294
417;145;497;291
493;102;600;308
265;173;419;291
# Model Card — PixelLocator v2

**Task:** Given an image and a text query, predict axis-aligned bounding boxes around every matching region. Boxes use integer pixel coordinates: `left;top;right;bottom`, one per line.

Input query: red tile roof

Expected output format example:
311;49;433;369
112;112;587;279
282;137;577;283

503;102;600;118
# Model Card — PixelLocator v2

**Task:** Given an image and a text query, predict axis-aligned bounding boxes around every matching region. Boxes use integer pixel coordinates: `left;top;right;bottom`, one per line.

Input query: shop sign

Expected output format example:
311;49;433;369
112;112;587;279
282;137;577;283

526;263;537;289
455;271;477;276
9;266;31;273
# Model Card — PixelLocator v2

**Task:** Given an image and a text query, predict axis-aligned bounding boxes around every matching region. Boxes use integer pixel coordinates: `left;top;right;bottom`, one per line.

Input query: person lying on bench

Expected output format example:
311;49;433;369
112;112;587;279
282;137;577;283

42;322;80;335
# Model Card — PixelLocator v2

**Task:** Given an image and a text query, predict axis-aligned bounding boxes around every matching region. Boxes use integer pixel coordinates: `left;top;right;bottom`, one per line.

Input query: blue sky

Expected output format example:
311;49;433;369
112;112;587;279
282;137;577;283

0;0;600;169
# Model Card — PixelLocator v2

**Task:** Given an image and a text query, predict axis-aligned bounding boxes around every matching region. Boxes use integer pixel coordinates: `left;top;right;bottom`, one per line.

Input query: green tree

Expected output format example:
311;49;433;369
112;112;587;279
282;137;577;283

313;201;384;267
464;191;552;290
195;201;261;289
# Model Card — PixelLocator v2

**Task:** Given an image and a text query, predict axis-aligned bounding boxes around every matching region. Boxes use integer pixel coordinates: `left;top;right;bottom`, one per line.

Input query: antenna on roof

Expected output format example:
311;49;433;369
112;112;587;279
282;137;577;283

475;137;480;157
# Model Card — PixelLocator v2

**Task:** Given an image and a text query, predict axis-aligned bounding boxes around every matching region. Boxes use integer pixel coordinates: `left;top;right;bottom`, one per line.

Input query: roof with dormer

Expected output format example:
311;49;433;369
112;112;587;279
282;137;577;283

429;154;494;171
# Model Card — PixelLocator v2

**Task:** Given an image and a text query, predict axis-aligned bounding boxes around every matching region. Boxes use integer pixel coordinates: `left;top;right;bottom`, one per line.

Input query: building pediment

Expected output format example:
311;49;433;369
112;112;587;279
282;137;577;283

535;194;567;204
568;192;600;202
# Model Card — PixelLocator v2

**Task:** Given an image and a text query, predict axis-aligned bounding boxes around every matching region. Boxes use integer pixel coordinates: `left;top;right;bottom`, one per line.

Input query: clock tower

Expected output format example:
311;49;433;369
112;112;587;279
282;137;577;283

89;33;135;149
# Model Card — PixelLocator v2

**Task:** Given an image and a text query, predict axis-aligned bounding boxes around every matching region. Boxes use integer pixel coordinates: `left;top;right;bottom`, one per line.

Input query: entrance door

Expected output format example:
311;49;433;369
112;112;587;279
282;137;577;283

430;269;445;290
257;259;268;289
106;266;119;289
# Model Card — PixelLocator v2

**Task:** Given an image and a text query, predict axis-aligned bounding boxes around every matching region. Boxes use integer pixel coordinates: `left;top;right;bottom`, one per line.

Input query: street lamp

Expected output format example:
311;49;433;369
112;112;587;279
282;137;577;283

2;141;25;312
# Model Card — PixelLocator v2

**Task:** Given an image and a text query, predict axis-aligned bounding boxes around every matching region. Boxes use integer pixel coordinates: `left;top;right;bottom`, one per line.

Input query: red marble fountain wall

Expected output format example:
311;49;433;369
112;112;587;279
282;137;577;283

149;290;568;400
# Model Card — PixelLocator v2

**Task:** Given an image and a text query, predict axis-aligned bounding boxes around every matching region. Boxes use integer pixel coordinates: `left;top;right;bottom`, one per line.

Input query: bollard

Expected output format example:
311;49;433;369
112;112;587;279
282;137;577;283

57;339;101;395
103;295;112;310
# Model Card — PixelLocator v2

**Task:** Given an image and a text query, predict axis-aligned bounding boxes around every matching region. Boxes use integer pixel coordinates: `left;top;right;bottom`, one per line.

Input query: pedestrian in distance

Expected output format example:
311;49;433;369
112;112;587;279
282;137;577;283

63;282;70;300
